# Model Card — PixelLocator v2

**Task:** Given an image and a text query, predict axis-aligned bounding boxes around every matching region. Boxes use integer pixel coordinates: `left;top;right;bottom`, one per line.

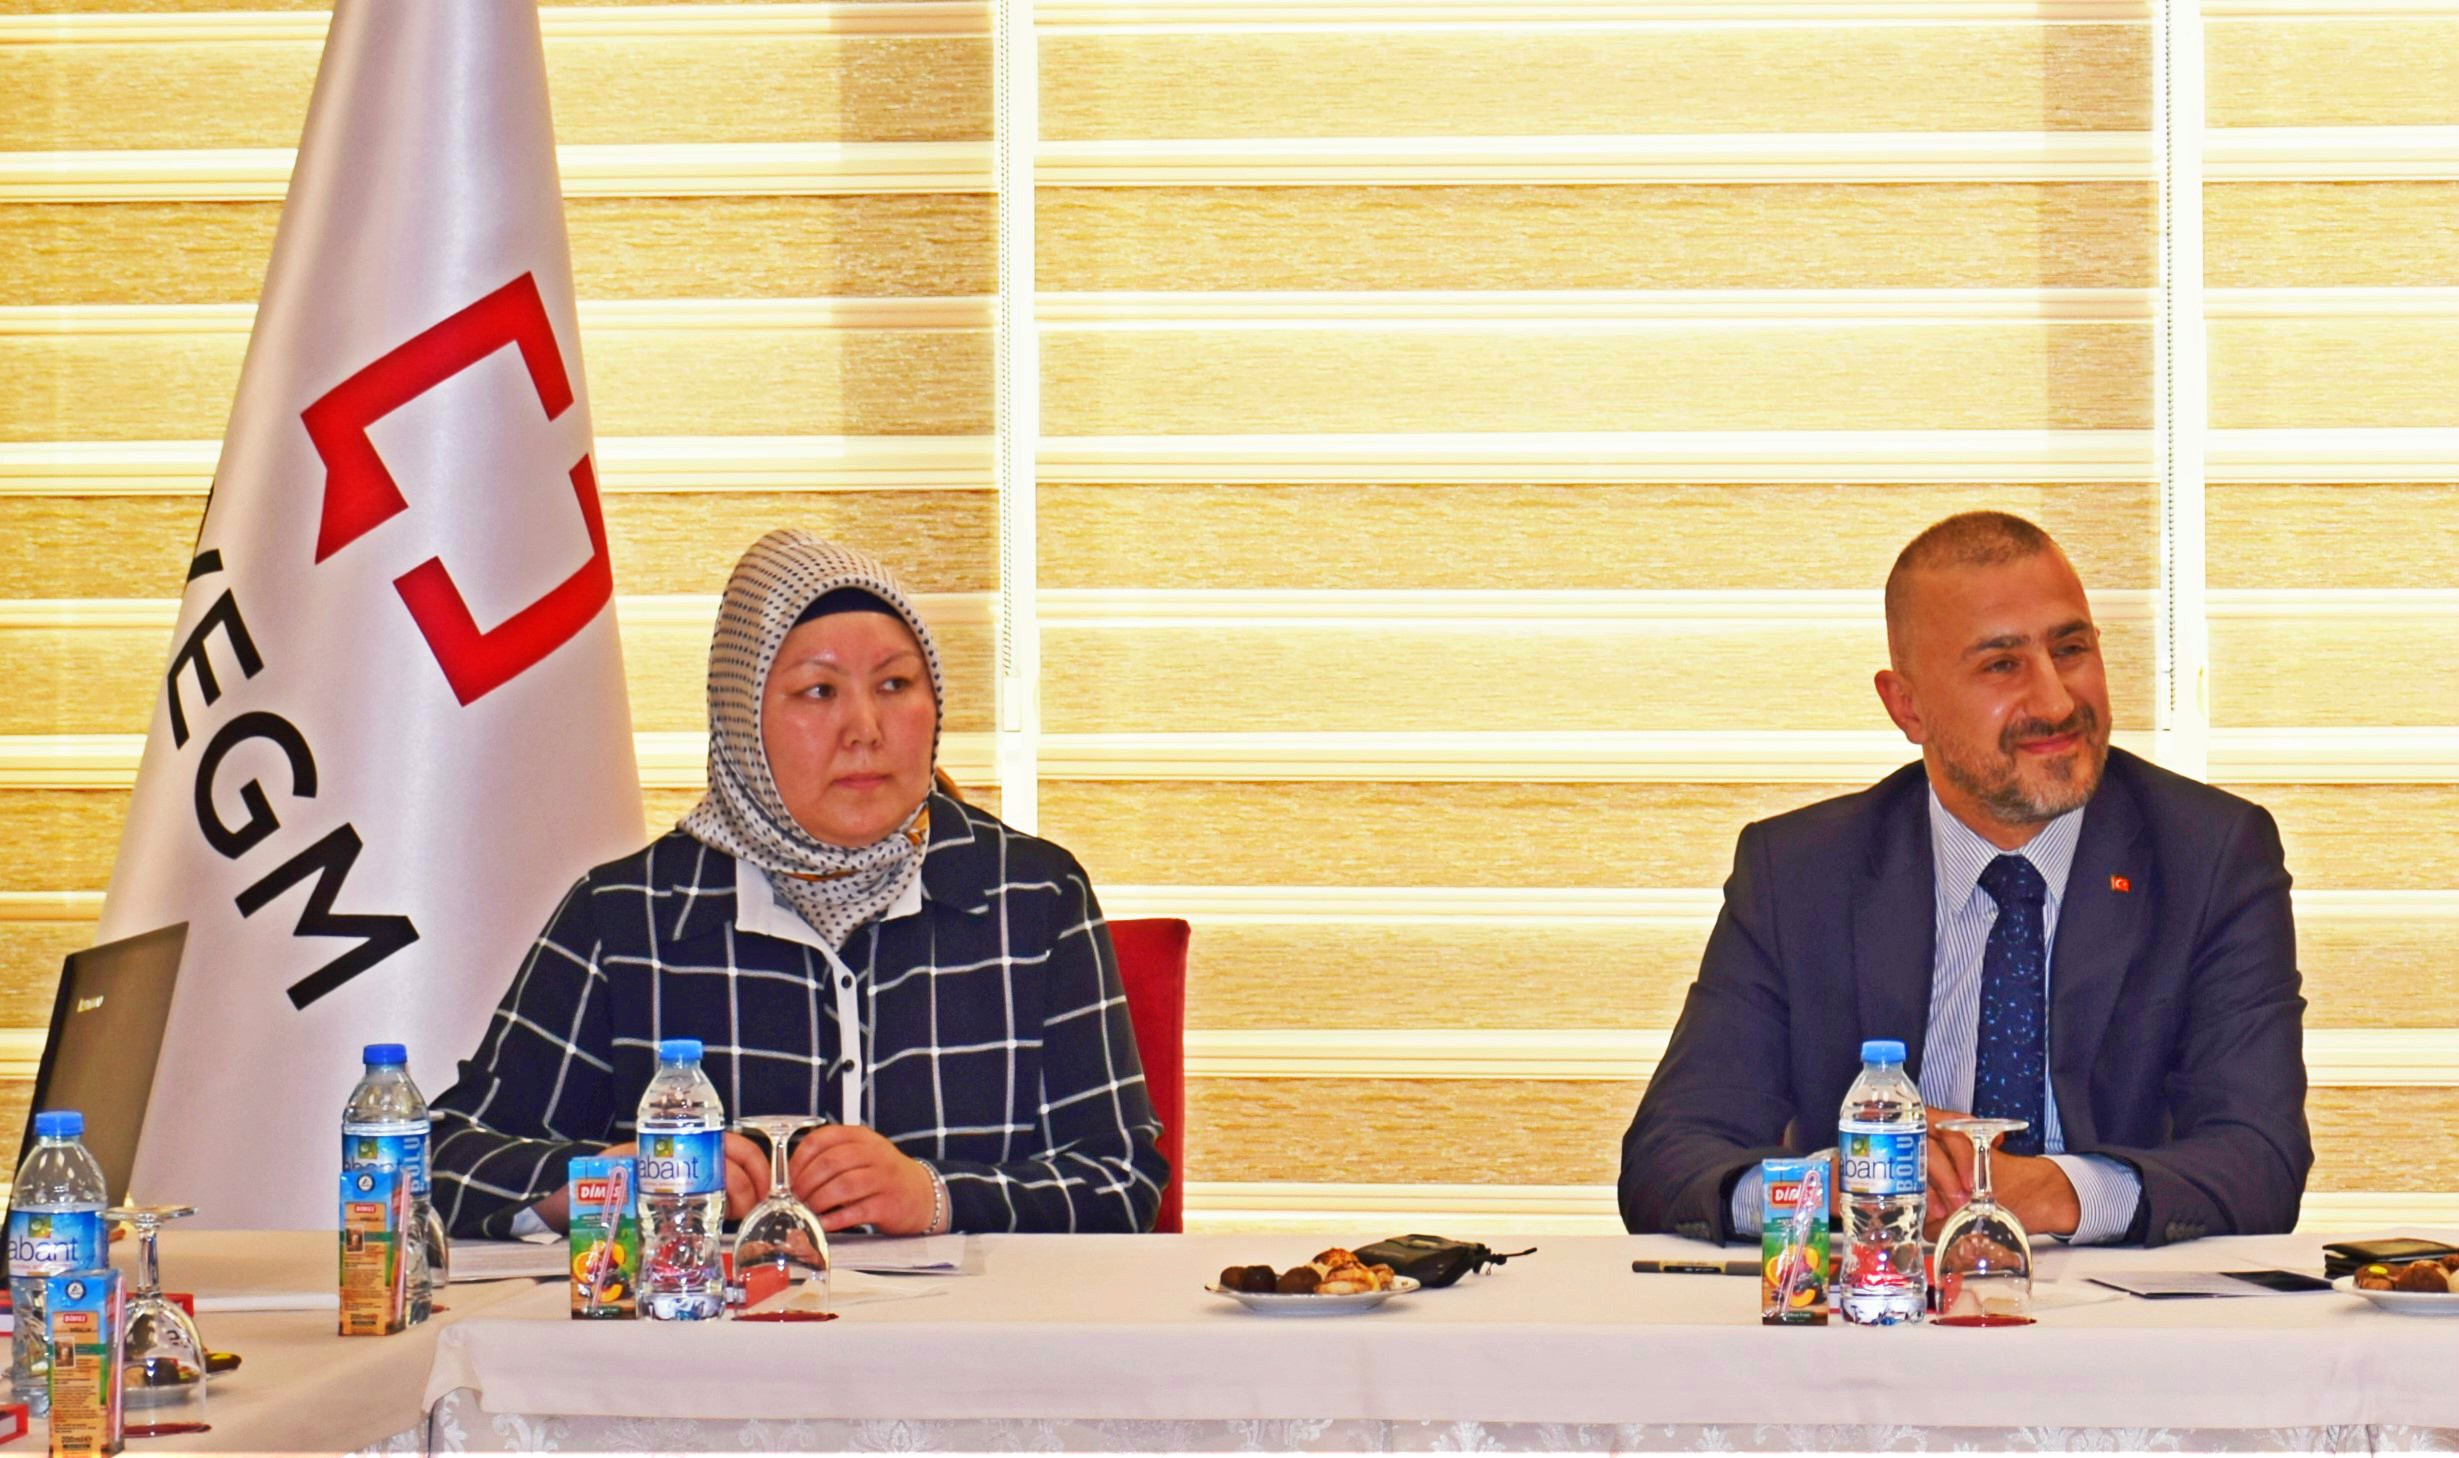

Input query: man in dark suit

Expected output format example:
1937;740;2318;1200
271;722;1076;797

1621;512;2310;1246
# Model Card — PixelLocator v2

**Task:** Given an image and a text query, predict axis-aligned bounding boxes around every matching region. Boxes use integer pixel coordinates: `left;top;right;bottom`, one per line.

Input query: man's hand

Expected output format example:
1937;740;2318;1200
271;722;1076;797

1924;1116;2081;1239
787;1124;937;1235
526;1134;769;1232
1981;1152;2081;1237
1925;1108;1974;1230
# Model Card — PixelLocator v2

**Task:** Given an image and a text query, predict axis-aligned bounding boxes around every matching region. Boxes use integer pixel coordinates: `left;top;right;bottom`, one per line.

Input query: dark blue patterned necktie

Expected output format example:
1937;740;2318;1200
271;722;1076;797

1974;854;2049;1156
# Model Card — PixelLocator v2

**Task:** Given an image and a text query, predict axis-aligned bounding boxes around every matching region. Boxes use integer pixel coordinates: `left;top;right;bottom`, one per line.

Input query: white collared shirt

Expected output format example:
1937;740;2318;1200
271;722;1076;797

734;857;924;947
735;856;925;1130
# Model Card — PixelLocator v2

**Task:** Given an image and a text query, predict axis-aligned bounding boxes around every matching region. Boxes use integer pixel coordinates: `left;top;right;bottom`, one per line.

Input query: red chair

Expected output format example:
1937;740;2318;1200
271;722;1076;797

1108;918;1188;1233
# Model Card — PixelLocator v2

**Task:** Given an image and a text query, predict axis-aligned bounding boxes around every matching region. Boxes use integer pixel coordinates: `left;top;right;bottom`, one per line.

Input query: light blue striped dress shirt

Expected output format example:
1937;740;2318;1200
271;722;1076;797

1723;789;2143;1243
1918;788;2141;1244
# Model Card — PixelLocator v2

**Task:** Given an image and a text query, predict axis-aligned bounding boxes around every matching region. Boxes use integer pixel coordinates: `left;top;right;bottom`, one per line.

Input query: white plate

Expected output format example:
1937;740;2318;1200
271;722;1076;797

1207;1275;1419;1316
2334;1273;2459;1315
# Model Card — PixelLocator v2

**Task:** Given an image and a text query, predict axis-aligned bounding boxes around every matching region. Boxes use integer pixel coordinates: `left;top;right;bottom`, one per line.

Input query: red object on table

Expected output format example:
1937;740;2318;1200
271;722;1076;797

739;1264;790;1310
719;1253;792;1313
0;1401;25;1445
1108;918;1188;1234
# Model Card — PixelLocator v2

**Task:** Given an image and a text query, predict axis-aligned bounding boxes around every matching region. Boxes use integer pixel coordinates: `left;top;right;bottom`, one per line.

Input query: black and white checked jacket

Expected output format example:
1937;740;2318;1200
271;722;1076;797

430;793;1168;1237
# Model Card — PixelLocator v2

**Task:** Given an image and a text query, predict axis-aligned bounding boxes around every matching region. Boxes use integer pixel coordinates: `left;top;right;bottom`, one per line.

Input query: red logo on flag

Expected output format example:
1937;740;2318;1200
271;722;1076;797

302;272;611;705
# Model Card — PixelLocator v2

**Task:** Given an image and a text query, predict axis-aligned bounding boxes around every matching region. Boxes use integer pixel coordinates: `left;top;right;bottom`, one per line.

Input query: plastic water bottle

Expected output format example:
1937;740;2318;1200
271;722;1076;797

1838;1038;1927;1326
342;1043;448;1325
636;1038;727;1321
8;1110;107;1413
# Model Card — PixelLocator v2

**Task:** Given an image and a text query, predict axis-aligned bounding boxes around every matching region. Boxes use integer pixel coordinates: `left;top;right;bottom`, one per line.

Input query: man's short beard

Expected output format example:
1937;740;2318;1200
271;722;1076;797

1936;704;2109;825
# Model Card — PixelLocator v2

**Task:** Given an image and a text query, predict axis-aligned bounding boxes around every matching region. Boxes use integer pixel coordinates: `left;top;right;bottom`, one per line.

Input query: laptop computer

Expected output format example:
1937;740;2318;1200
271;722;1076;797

18;922;188;1212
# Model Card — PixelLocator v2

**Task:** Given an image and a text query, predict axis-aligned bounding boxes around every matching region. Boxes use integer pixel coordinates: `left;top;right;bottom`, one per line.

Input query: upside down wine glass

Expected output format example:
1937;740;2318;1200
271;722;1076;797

730;1117;831;1316
1932;1117;2034;1327
100;1204;209;1433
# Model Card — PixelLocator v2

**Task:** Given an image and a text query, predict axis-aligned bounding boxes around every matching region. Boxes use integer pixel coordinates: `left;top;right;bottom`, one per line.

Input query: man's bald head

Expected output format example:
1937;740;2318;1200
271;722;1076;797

1884;511;2060;668
1872;509;2109;845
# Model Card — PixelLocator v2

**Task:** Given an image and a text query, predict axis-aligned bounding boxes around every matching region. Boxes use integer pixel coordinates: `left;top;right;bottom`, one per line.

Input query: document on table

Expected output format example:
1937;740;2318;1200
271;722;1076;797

449;1238;570;1282
829;1270;948;1306
6;1291;344;1329
447;1234;981;1281
2087;1270;2330;1299
192;1291;342;1313
832;1234;979;1276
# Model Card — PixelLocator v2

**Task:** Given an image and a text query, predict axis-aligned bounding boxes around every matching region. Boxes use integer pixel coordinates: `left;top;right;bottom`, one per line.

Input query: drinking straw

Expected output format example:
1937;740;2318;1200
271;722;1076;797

582;1171;622;1318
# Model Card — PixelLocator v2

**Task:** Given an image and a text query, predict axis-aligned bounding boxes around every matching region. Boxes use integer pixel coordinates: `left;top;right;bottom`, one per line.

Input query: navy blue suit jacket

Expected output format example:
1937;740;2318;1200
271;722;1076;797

1620;748;2312;1246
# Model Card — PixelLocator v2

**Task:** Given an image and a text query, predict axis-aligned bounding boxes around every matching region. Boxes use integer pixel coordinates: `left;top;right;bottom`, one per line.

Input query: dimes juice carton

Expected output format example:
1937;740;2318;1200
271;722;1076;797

568;1156;639;1320
44;1269;122;1458
1760;1157;1830;1326
338;1166;410;1336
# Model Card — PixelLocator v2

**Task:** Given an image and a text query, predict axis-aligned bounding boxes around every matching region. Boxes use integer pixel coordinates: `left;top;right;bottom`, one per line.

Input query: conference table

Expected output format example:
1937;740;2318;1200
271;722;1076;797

29;1229;2459;1454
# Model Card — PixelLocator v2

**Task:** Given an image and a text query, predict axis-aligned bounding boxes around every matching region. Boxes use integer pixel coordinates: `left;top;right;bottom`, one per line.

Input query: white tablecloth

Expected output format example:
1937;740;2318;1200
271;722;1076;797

13;1230;2457;1452
9;1231;543;1455
422;1233;2459;1436
412;1403;2459;1454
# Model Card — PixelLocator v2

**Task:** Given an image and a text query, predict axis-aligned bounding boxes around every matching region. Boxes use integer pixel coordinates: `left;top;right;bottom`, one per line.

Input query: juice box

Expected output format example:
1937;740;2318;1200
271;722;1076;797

338;1166;409;1336
44;1268;122;1458
567;1156;639;1320
1760;1156;1830;1326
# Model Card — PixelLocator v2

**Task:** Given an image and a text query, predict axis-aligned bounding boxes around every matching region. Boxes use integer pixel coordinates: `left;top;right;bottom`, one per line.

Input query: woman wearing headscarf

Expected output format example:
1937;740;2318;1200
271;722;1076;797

430;531;1167;1237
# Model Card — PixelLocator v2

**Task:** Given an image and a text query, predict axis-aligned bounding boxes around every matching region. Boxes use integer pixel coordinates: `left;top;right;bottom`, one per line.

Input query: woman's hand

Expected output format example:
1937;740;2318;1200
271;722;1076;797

787;1124;938;1234
525;1134;769;1232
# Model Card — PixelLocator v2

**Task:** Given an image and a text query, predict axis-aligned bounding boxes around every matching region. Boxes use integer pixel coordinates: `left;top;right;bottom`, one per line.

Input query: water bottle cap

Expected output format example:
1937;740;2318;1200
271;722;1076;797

33;1110;82;1139
362;1043;408;1067
657;1038;704;1064
1860;1038;1907;1064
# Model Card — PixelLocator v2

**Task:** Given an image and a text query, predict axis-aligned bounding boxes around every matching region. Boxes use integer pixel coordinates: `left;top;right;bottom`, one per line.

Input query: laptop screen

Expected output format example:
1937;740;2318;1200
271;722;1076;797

22;923;188;1210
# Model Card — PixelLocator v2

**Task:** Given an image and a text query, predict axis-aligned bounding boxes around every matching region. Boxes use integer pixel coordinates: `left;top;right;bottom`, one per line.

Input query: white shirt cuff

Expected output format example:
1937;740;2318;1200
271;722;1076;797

510;1204;552;1238
2047;1152;2143;1244
1727;1165;1764;1240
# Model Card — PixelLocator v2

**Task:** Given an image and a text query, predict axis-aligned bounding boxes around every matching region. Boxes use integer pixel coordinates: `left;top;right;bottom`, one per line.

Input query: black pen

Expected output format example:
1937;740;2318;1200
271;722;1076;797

1631;1259;1758;1276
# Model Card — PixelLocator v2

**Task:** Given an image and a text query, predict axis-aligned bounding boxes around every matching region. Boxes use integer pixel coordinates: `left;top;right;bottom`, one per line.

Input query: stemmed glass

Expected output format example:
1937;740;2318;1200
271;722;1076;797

101;1205;208;1433
730;1117;830;1317
1932;1117;2034;1327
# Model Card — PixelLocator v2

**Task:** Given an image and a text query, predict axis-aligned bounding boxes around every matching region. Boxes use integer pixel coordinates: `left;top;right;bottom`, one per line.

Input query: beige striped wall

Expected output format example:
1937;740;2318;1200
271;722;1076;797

2189;0;2459;1232
0;0;1005;1177
2;0;2453;1235
2213;0;2459;1058
1024;0;2459;1236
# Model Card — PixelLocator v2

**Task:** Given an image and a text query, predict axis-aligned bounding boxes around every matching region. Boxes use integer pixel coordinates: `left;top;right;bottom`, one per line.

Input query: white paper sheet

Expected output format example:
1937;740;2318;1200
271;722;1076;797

450;1235;977;1284
831;1234;977;1275
777;1270;946;1310
448;1238;569;1283
192;1291;341;1312
2086;1270;2325;1298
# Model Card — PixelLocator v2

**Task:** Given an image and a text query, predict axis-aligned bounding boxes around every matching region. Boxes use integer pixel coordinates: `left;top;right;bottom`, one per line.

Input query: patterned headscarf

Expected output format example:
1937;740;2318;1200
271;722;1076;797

680;531;945;947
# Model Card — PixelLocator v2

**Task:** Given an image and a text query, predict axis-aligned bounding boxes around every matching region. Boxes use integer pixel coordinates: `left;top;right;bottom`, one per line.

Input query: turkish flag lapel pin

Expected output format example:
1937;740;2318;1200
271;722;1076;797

2109;875;2133;894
